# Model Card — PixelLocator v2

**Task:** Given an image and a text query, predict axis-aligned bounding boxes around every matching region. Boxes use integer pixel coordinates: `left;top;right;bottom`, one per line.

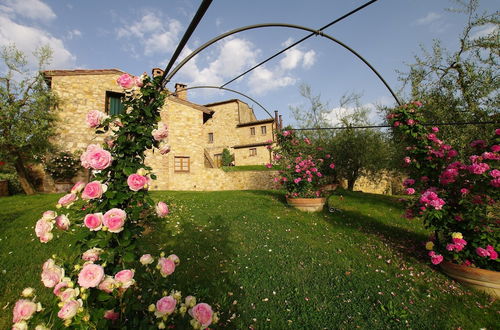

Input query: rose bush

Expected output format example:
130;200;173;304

11;73;218;329
388;101;499;270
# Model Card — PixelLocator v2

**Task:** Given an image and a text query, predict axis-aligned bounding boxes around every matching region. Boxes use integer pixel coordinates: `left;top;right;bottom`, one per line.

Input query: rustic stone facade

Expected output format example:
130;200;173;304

42;69;278;191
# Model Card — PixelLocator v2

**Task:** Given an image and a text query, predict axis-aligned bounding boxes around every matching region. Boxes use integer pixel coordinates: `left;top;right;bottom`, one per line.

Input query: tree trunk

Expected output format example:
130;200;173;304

14;156;36;195
347;179;355;191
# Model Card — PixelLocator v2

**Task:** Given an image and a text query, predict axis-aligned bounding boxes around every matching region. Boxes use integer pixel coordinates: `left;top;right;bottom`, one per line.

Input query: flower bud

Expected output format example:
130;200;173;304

36;302;43;312
81;293;88;300
160;252;165;257
82;314;90;322
64;319;72;327
137;168;147;176
21;287;35;297
74;264;81;271
158;321;166;329
148;304;156;312
102;226;108;231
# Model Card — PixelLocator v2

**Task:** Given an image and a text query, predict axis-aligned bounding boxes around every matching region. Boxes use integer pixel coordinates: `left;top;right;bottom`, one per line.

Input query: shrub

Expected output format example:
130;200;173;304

43;151;81;182
221;148;234;166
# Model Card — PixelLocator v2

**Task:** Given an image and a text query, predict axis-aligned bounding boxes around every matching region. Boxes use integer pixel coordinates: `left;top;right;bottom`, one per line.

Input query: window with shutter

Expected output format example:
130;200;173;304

105;91;124;115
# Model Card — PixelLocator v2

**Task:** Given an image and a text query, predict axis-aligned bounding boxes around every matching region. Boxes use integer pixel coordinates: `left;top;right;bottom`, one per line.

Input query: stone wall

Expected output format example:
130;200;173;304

234;145;272;165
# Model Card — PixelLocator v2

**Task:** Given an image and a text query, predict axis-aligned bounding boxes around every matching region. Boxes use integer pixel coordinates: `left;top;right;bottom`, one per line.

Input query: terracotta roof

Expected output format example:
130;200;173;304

42;69;126;77
167;95;214;115
236;118;275;127
232;141;273;149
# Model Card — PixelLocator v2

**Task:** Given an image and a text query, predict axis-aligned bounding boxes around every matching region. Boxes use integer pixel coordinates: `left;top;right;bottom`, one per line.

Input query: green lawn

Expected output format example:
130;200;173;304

0;190;498;329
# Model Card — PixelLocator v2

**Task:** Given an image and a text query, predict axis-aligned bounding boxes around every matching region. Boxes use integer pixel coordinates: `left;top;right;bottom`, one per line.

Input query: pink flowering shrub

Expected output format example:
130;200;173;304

12;73;217;329
271;129;334;198
388;102;499;270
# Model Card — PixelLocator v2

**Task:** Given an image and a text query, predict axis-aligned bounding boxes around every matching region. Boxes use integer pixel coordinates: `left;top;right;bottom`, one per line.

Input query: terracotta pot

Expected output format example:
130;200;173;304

54;182;73;193
286;197;326;212
440;261;500;298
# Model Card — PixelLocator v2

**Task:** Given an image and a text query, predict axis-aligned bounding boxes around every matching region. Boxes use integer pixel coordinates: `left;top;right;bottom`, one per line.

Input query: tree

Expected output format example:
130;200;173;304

396;0;499;149
221;148;234;166
0;44;58;194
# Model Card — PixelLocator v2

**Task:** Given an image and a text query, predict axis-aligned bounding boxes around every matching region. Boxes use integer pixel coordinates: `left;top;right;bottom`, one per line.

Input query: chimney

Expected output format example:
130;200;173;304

175;83;187;100
274;111;279;131
152;68;164;78
279;115;283;130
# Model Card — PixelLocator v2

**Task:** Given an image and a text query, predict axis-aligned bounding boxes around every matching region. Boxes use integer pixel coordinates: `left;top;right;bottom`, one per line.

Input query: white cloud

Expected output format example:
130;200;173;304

0;15;75;68
471;23;498;39
323;96;394;126
279;39;317;70
415;12;441;25
1;0;56;22
67;29;82;40
116;11;182;56
248;66;296;94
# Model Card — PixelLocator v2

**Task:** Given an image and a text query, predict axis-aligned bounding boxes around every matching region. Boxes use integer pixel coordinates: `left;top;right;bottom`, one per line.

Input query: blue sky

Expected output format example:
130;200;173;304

0;0;498;126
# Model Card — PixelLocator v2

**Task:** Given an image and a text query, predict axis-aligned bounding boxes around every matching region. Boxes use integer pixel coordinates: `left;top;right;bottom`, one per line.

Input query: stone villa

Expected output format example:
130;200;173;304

41;68;280;191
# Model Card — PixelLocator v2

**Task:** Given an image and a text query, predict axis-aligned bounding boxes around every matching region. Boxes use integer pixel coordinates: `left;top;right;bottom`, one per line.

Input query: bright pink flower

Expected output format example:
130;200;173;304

57;193;77;208
134;75;144;87
86;110;107;128
491;178;500;188
393;121;401;127
57;299;81;320
413;101;423;107
496;128;500;135
430;254;443;265
431;127;439;132
155;296;176;317
127;174;148;191
82;181;106;200
468;163;490;175
293;178;302;184
158;257;175;277
189;303;213;327
156;201;169;217
87;148;112;170
103;208;127;233
84;213;103;231
491;145;500;152
470;140;486;148
482;152;500;160
12;299;37;323
152;123;168;141
405;188;415;195
282;130;291;137
406;119;415;125
476;247;489;257
41;259;64;288
35;219;53;243
159;144;171;155
78;263;104;288
403;157;411;164
104;309;120;320
116;74;135;89
55;214;70;230
265;163;273;169
70;182;85;194
403;178;415;186
114;269;135;289
329;163;335;169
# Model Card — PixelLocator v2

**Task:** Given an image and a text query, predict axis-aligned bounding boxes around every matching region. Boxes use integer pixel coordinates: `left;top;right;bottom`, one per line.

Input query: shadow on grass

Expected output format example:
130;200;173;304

142;214;242;327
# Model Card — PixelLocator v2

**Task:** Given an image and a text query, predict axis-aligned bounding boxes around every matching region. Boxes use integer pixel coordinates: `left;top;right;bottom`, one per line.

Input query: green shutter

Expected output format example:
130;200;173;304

109;96;123;115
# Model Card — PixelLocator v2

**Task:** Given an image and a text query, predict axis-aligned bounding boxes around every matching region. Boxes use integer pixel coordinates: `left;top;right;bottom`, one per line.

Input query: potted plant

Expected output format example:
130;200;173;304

43;151;81;192
388;102;499;297
268;129;335;212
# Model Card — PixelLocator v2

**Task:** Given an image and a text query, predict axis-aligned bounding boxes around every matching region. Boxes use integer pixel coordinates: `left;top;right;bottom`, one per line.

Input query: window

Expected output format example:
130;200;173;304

214;153;222;167
105;91;124;115
261;126;267;135
250;127;255;136
174;157;190;172
208;132;214;143
249;148;257;156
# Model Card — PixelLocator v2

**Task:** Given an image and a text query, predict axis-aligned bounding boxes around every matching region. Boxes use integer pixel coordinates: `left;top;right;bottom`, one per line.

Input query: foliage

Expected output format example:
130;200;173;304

43;151;81;182
388;101;499;270
9;74;218;329
0;171;23;195
221;148;234;166
2;190;499;329
395;0;499;149
0;44;59;194
270;128;334;198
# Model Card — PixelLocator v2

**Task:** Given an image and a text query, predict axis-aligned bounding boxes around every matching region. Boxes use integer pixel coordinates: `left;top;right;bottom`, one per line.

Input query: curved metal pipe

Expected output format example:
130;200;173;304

164;23;401;106
175;85;274;118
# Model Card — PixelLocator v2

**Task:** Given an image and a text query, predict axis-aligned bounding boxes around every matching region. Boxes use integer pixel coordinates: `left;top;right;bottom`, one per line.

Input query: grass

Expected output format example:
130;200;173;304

0;190;498;329
221;165;276;172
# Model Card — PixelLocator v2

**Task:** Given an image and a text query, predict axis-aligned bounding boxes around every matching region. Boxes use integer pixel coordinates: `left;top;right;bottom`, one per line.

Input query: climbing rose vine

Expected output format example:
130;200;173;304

11;73;218;329
388;102;499;270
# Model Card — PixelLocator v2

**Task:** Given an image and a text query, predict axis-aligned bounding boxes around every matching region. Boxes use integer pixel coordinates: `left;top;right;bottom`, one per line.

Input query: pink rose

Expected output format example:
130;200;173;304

57;193;77;208
158;257;175;277
329;163;335;169
431;127;439;132
80;144;100;168
42;210;57;220
490;169;500;178
496;128;500;135
114;269;135;289
476;247;489;257
84;213;103;231
127;174;148;191
103;208;127;233
53;279;70;296
189;303;213;327
41;259;64;288
156;202;169;217
104;309;120;320
70;182;86;194
393;121;401;127
155;296;177;317
491;145;500;152
12;299;37;323
59;288;79;302
168;254;180;265
134;75;144;87
86;148;112;170
116;74;135;89
403;157;411;164
82;181;107;200
55;215;70;230
82;248;103;262
57;299;81;320
35;219;53;243
152;123;168;141
159;144;171;155
406;119;415;125
98;276;116;293
86;110;107;128
140;254;154;265
78;263;105;288
405;188;415;195
265;163;273;169
430;254;443;265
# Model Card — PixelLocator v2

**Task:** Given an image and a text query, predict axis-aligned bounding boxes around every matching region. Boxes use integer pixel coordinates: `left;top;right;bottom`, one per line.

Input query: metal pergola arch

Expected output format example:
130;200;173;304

162;22;402;107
